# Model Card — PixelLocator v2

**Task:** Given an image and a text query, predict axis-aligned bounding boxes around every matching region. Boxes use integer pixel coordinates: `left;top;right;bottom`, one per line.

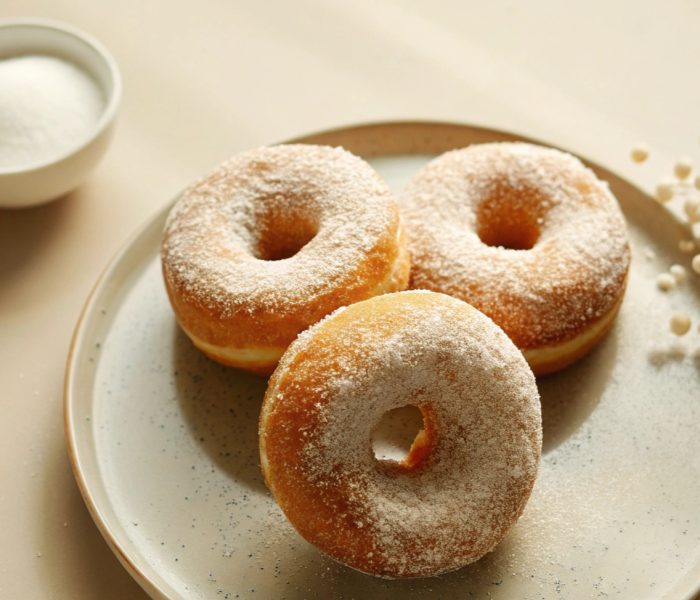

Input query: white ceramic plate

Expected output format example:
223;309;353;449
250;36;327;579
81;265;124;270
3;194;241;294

65;122;700;600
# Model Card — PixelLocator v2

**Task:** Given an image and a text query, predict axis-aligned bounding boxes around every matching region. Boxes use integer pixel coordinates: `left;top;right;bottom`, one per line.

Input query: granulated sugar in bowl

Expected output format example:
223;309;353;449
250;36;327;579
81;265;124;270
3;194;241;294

0;19;121;208
0;55;105;169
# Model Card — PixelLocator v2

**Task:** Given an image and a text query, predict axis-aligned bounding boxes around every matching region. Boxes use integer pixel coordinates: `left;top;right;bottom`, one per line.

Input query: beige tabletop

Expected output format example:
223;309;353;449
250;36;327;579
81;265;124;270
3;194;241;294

0;1;698;598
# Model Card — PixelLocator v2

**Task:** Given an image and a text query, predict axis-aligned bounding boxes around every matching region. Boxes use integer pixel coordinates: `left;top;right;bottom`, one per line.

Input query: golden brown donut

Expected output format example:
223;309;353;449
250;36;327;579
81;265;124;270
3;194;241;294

401;142;631;375
260;291;542;578
161;144;410;375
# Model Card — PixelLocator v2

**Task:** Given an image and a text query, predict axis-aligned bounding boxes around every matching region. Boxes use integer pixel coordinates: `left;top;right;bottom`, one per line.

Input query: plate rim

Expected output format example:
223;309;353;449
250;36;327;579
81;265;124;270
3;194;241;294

63;119;700;600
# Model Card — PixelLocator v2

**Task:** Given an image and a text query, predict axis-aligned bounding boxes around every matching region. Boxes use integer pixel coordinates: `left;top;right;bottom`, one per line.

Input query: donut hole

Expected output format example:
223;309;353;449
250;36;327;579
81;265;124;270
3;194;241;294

371;405;426;465
478;218;539;250
476;188;544;250
252;214;318;261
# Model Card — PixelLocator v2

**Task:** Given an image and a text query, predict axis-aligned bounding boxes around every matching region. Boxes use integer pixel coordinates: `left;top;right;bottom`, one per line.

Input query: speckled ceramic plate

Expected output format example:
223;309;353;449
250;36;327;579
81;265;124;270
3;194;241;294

65;122;700;600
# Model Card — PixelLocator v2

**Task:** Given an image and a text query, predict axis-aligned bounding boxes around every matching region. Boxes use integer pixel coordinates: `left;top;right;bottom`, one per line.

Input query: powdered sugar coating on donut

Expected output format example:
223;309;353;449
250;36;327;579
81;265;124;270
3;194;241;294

400;142;630;350
161;144;410;372
260;291;542;578
163;144;402;318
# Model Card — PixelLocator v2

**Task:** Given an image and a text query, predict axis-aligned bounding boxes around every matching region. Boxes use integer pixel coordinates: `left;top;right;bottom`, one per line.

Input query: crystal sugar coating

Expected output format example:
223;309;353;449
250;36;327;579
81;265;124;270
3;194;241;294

161;144;410;374
260;291;542;578
400;142;630;374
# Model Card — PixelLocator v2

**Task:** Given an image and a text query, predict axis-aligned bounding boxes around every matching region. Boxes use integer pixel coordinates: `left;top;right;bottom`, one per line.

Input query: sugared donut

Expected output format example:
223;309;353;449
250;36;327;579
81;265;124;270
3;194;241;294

401;142;631;376
161;144;410;375
259;290;542;578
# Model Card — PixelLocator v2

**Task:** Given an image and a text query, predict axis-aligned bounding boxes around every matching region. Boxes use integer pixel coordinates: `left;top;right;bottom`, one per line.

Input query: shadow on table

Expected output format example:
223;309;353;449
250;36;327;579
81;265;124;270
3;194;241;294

172;326;269;495
170;302;620;484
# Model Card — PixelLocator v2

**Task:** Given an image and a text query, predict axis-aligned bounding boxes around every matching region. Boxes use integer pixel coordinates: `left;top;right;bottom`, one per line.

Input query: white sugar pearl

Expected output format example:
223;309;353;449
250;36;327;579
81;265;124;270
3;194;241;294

644;247;656;260
674;157;693;180
656;178;674;202
657;273;676;291
670;264;687;283
630;144;649;163
670;313;692;336
679;239;696;253
684;198;700;223
692;254;700;274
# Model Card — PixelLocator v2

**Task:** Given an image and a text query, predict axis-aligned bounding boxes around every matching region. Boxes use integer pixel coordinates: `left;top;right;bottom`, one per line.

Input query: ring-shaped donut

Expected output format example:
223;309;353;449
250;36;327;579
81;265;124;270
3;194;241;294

161;144;410;374
401;142;630;375
259;290;542;578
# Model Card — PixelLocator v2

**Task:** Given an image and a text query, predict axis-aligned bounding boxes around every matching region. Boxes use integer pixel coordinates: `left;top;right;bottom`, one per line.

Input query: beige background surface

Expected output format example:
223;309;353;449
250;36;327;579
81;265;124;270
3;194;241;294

0;1;698;598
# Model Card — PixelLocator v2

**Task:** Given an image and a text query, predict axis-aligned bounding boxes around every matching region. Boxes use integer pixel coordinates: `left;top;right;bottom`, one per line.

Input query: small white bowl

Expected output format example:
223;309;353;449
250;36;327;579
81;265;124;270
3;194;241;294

0;19;121;208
